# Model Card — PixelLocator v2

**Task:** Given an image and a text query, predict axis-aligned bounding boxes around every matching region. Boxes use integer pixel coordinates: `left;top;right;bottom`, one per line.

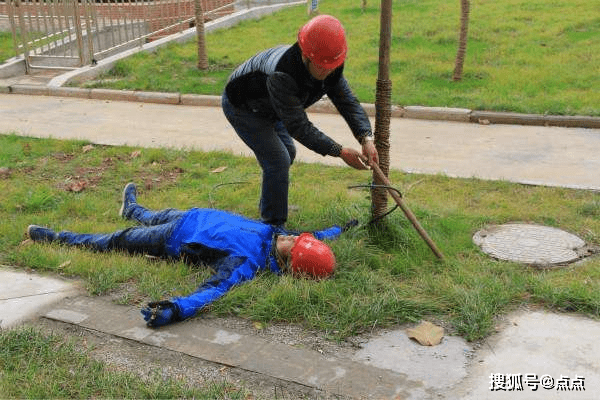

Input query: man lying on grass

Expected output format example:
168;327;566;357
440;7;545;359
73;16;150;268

27;183;356;327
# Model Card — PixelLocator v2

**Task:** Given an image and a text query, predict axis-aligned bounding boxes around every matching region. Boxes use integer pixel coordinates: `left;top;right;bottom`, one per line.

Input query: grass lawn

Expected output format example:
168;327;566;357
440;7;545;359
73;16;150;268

0;31;16;63
0;326;250;398
1;0;599;396
69;0;600;117
3;134;600;344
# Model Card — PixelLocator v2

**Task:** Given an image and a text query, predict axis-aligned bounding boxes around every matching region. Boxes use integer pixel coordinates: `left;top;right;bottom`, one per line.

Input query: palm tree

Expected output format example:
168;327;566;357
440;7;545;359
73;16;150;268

195;0;208;70
453;0;470;81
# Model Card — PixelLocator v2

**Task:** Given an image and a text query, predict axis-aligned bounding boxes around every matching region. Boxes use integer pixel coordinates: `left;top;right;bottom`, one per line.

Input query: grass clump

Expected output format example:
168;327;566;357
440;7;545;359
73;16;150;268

0;326;249;399
0;31;15;63
3;134;600;342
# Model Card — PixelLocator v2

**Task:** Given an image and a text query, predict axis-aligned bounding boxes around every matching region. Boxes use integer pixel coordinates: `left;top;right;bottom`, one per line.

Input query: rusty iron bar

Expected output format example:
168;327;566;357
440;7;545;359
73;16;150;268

370;162;445;260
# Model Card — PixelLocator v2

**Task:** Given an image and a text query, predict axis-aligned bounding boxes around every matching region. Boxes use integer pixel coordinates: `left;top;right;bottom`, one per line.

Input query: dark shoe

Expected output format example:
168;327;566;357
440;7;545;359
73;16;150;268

119;182;137;219
27;225;57;243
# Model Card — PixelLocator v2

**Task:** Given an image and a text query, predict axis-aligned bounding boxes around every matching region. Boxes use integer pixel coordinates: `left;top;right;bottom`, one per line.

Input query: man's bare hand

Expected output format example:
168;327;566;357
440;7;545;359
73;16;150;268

340;147;368;170
362;140;379;167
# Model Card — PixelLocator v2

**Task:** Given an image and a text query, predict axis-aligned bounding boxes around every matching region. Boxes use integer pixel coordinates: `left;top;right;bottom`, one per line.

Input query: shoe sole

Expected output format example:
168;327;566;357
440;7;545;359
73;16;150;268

27;224;38;239
27;224;55;242
119;183;136;218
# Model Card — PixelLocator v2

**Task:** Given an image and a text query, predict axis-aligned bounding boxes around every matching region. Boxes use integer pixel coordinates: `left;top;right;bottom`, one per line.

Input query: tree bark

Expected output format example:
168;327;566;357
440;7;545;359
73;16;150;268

195;0;208;70
453;0;470;81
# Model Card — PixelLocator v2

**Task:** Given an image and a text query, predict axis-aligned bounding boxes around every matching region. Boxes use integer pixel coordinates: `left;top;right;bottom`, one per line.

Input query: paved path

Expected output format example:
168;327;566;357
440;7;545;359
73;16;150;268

1;93;599;191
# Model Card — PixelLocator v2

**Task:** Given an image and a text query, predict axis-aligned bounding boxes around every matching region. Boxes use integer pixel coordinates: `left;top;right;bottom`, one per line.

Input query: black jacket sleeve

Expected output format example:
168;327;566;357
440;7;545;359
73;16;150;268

267;72;343;157
327;76;373;143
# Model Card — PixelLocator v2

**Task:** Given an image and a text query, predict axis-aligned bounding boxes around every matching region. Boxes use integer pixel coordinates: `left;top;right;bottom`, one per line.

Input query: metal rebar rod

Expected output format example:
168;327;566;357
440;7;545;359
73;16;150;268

370;162;445;260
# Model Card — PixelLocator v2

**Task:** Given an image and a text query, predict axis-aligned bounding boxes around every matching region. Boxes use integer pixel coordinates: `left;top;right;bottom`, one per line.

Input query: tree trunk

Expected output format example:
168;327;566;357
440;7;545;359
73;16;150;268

195;0;208;70
372;0;392;221
452;0;470;81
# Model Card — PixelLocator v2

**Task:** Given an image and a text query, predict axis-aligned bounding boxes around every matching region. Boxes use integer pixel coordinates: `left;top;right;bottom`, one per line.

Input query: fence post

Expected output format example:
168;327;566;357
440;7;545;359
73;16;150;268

15;0;31;73
82;0;96;64
72;0;85;65
7;0;19;58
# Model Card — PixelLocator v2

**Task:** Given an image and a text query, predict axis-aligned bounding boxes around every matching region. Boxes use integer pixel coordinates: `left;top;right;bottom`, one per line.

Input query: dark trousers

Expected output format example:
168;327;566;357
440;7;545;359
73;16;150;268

222;92;296;226
57;204;185;258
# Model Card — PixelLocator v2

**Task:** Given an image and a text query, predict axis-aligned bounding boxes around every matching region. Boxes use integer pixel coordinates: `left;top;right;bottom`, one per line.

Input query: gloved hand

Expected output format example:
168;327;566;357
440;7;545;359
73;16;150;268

342;219;359;232
141;300;178;328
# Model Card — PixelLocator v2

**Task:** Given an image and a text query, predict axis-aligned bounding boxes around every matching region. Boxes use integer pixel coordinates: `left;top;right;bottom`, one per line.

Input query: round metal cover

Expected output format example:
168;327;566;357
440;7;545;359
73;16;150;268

473;223;585;266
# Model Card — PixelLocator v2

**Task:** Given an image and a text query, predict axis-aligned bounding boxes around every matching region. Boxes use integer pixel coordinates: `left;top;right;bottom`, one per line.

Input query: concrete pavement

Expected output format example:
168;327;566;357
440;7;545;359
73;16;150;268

0;265;82;329
1;90;600;190
1;90;600;398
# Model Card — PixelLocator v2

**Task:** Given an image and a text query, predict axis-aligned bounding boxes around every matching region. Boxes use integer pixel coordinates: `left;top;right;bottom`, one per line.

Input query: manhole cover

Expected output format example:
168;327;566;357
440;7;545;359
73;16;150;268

473;223;586;266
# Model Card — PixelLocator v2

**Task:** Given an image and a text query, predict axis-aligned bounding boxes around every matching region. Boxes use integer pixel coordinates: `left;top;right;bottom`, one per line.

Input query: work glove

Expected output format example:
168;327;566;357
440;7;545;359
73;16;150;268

141;300;178;328
342;219;359;232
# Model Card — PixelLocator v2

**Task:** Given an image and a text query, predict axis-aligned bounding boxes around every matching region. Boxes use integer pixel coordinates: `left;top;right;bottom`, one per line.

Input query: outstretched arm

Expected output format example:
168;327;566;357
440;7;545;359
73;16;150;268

312;219;359;241
141;256;257;327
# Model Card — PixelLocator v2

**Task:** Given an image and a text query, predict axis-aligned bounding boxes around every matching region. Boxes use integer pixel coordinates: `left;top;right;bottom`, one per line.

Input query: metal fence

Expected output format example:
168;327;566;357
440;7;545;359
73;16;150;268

1;0;236;71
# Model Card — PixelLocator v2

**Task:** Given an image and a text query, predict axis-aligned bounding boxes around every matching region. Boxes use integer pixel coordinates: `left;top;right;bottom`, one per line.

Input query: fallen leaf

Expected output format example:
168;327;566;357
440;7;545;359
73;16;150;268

67;181;87;192
211;166;227;173
406;321;444;346
253;321;264;330
0;167;10;178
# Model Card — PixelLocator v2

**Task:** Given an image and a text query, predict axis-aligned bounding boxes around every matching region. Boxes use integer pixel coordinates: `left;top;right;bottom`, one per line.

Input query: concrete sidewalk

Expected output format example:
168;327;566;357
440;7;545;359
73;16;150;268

3;263;599;399
0;265;82;329
1;92;599;190
1;92;600;399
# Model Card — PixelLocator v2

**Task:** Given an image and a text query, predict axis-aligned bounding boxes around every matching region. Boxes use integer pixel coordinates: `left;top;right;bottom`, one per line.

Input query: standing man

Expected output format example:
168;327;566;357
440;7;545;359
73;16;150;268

222;14;378;227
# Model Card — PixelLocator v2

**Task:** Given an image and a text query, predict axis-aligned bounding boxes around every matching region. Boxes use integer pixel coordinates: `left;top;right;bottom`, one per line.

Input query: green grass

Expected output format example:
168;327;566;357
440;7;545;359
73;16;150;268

67;0;600;116
0;31;16;63
3;134;600;343
0;326;250;399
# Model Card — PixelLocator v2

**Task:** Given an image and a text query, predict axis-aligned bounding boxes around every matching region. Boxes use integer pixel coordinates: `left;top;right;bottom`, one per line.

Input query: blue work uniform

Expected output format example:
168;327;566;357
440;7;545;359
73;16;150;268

54;204;343;323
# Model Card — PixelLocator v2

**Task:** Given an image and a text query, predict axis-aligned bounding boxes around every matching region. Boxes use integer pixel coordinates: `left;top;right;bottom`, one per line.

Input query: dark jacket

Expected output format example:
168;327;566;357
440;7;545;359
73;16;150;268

225;43;372;157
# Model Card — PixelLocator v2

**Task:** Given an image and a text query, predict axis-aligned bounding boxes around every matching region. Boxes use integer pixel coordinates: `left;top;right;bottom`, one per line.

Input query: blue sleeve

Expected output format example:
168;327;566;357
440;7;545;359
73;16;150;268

171;256;257;320
281;225;343;241
312;225;342;241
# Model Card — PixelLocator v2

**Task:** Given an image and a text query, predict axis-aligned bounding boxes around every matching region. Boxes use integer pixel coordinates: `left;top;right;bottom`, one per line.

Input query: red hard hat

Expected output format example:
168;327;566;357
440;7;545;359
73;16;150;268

290;233;336;278
297;15;347;70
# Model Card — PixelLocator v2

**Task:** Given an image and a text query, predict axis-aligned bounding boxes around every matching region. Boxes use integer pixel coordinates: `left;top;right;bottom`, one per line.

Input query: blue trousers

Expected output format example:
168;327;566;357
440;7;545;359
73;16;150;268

222;92;296;226
57;205;184;258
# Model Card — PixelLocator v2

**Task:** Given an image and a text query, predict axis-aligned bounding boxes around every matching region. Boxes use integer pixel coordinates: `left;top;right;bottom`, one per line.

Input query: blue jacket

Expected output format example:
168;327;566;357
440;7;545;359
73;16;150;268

164;208;343;320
